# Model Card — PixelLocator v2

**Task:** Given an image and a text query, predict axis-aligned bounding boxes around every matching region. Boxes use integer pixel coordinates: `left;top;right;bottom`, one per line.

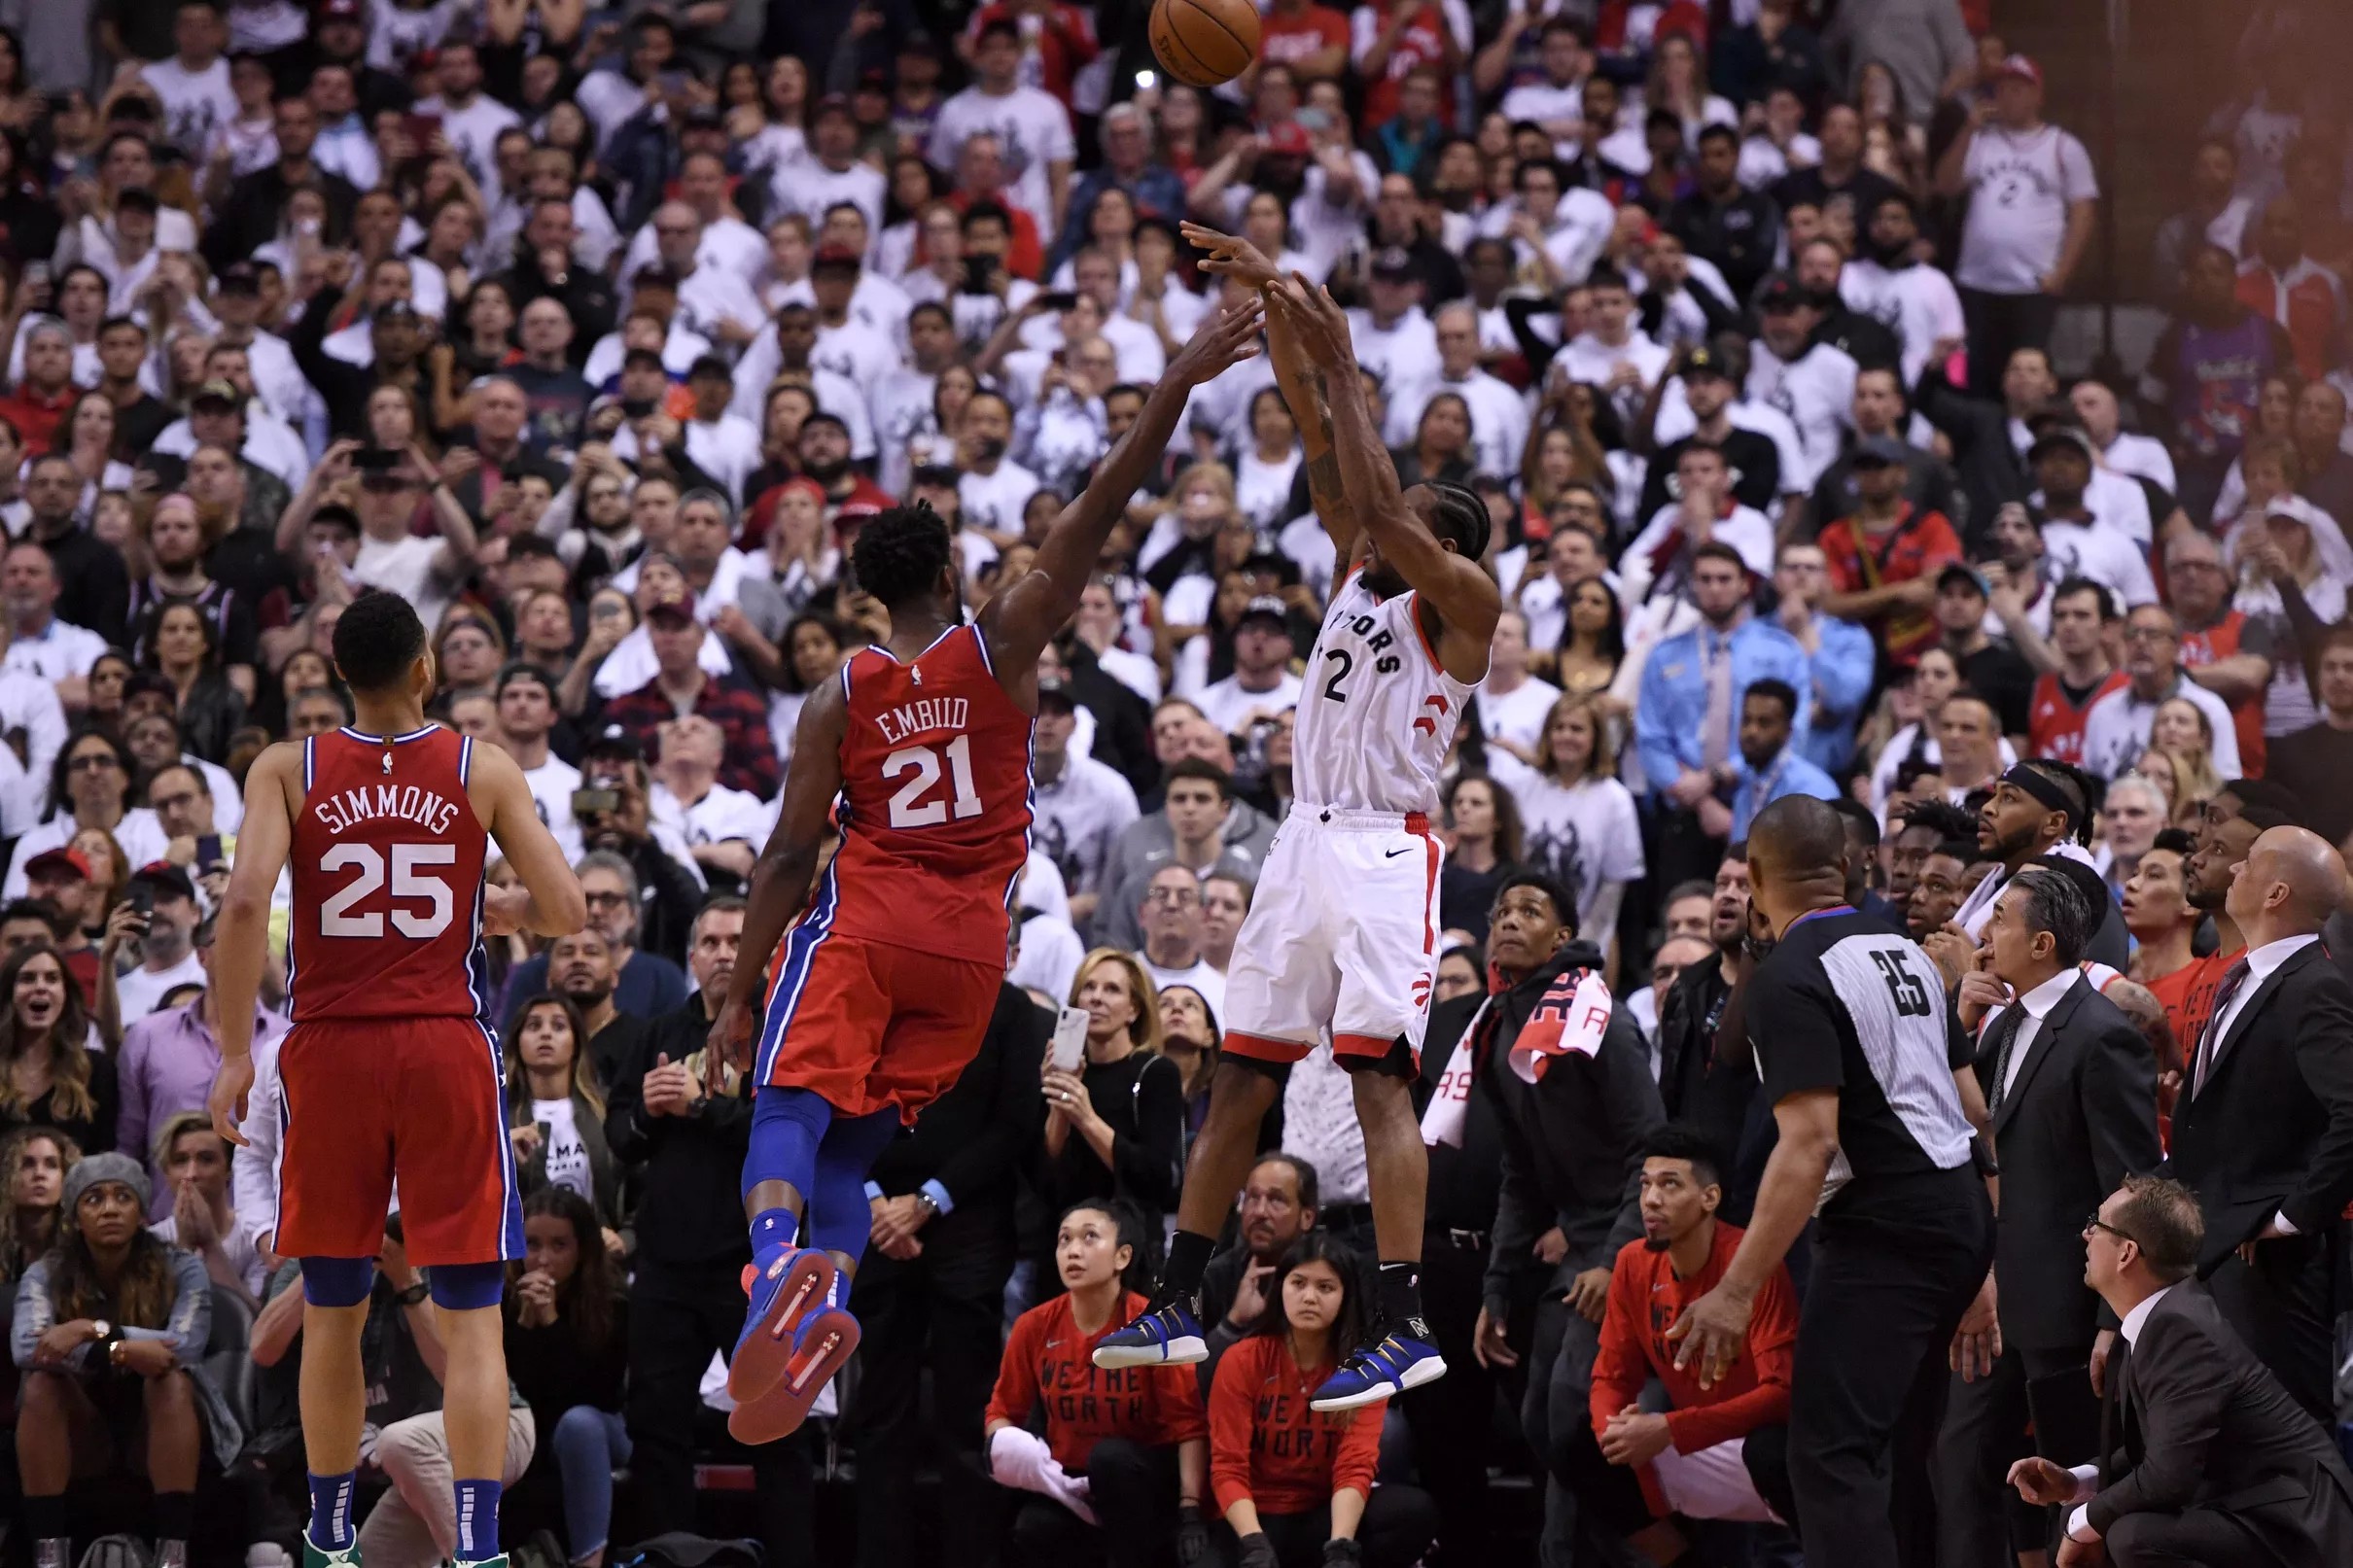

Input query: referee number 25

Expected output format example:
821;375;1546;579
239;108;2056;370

318;843;457;938
1872;950;1934;1018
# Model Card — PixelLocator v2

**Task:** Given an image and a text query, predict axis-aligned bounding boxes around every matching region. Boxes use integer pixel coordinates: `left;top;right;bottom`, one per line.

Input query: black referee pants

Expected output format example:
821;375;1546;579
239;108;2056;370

1930;1342;2086;1568
1788;1176;1992;1568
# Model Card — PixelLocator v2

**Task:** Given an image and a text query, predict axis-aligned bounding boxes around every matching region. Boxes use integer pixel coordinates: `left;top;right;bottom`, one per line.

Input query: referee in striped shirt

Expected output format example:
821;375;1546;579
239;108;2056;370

1668;795;1993;1568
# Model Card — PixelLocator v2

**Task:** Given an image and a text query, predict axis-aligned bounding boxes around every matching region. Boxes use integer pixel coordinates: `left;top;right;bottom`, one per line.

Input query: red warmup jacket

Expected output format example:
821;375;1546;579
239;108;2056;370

1589;1220;1796;1471
1208;1335;1385;1516
986;1290;1207;1472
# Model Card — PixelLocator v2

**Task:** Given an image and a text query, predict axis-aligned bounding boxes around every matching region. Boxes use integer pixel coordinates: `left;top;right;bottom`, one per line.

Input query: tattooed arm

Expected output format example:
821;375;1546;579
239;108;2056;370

1180;222;1363;569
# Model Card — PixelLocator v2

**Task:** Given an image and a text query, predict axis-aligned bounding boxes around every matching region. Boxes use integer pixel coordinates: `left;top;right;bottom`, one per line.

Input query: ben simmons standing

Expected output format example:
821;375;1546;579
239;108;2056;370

208;591;586;1568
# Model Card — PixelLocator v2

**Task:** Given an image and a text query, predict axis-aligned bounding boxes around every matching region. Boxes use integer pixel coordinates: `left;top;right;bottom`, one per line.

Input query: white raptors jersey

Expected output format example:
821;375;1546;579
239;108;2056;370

1291;569;1478;816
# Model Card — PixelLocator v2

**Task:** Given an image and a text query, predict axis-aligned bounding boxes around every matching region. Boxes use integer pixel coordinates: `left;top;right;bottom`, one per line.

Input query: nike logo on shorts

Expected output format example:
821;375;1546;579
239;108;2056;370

1385;848;1412;858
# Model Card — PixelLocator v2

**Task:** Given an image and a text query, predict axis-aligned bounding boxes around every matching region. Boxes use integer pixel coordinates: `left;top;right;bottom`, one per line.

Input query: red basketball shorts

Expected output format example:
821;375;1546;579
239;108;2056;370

274;1016;525;1268
754;926;1001;1123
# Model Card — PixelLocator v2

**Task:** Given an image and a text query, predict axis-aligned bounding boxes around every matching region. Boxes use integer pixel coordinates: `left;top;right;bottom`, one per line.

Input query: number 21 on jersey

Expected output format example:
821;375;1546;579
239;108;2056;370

884;735;982;828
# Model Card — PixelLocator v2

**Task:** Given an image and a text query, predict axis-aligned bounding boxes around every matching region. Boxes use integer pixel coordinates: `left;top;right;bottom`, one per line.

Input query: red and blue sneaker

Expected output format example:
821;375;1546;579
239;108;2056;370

727;1271;860;1445
1309;1327;1447;1411
727;1244;837;1409
1090;1294;1208;1370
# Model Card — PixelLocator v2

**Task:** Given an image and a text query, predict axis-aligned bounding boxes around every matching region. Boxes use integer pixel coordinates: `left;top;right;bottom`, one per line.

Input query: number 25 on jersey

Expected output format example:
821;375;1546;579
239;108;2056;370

318;843;458;938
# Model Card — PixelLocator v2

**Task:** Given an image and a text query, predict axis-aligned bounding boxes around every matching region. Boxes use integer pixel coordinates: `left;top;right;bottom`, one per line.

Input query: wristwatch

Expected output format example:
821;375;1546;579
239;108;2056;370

89;1318;112;1344
397;1281;432;1307
915;1192;940;1221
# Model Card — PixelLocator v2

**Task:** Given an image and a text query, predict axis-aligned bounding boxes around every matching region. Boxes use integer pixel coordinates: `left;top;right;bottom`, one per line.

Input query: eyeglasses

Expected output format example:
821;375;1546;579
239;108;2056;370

2083;1213;2137;1245
67;753;122;773
2123;626;2177;644
583;890;632;908
1145;887;1200;907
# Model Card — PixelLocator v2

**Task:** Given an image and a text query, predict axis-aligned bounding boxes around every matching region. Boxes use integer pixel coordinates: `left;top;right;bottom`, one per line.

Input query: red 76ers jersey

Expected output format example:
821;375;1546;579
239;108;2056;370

289;725;492;1024
823;623;1036;966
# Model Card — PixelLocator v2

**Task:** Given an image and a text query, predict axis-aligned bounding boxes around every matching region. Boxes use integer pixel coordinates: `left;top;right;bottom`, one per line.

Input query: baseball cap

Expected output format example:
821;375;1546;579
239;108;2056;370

1263;121;1312;158
811;243;862;273
373;299;419;324
130;861;196;901
1936;562;1990;598
23;847;90;883
217;261;261;296
645;595;697;627
585;724;645;763
812;92;856;122
1239;595;1290;629
1369;247;1418;284
193;379;240;409
318;0;364;18
1682;344;1732;382
2026;425;2096;464
1995;54;2042;88
683;103;724;131
1850;434;1910;468
1752;273;1810;313
1036;674;1077;711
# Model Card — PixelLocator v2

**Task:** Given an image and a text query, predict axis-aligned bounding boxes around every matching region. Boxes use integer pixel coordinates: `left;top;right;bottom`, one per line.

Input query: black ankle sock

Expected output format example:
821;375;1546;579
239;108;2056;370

1164;1229;1216;1298
1378;1260;1427;1332
24;1495;67;1541
153;1491;193;1542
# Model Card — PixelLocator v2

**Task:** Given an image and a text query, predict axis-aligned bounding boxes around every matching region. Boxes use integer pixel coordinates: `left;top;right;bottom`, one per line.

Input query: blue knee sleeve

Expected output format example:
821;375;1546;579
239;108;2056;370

745;1085;834;1204
428;1260;508;1310
300;1256;376;1307
808;1109;902;1261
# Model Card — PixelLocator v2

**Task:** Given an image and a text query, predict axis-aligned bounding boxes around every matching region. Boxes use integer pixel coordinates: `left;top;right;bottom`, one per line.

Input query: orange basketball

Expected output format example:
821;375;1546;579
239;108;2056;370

1149;0;1261;88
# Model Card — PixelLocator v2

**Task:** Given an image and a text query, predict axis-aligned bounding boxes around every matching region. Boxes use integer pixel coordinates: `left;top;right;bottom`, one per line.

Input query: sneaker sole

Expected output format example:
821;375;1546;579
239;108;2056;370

727;1307;861;1446
1309;1351;1449;1411
1090;1332;1208;1370
727;1251;838;1406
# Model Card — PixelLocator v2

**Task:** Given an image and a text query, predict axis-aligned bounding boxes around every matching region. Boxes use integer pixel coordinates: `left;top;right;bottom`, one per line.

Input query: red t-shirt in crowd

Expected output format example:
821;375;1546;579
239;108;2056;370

2027;669;2127;769
1261;5;1351;76
1816;505;1963;666
987;1290;1208;1473
2177;610;2266;779
1357;6;1455;127
1590;1220;1796;1461
1208;1333;1386;1516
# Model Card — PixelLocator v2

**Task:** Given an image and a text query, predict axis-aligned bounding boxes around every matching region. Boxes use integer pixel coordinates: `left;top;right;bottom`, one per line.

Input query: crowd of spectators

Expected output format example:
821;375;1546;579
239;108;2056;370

0;0;2345;1563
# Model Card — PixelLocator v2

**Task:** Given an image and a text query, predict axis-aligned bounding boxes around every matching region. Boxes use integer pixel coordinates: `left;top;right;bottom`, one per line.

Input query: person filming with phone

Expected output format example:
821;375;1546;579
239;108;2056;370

113;862;205;1029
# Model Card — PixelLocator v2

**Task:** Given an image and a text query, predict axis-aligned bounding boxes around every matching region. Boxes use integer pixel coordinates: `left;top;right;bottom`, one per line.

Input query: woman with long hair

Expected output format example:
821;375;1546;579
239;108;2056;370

59;391;131;497
734;54;809;178
503;993;619;1226
1392;395;1477;491
2227;489;2353;740
0;943;114;1153
873;154;944;281
82;650;135;740
1555;573;1629;726
1643;33;1737;148
5;729;167;898
1234;388;1303;532
0;1124;77;1283
1208;1235;1439;1568
13;1152;239;1568
506;1186;630;1568
1862;648;2019;818
1439;773;1525;943
1520;420;1607;533
1036;953;1186;1280
1155;984;1221;1145
2139;735;2224;822
429;276;518;432
986;1201;1209;1567
1490;694;1644;961
139;603;246;763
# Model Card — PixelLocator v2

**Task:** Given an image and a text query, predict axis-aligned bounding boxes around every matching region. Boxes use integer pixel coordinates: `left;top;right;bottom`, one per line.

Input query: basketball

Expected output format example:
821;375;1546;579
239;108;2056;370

1149;0;1261;88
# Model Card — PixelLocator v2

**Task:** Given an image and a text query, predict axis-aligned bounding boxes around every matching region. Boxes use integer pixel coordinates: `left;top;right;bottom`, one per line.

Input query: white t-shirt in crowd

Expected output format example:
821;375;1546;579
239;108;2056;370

521;754;582;862
925;85;1076;236
140;56;239;158
1479;675;1563;754
530;1098;594;1203
118;951;208;1029
1139;955;1226;1017
1196;672;1305;739
1488;757;1645;930
1956;122;2100;295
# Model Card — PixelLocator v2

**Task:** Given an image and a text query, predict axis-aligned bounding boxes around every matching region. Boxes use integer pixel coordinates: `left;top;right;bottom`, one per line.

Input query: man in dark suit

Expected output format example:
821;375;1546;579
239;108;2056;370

2010;1175;2353;1567
2167;824;2353;1421
1938;869;2162;1568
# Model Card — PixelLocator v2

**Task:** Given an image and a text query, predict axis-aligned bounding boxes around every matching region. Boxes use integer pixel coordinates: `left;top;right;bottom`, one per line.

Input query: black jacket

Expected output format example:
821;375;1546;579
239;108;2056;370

1416;990;1505;1237
1666;187;1783;304
291;283;435;440
1911;362;2031;548
1655;955;1775;1225
498;251;617;366
2166;940;2353;1274
206;162;362;272
1480;941;1666;1317
604;993;755;1270
2088;1280;2353;1566
1971;974;2160;1350
868;983;1048;1223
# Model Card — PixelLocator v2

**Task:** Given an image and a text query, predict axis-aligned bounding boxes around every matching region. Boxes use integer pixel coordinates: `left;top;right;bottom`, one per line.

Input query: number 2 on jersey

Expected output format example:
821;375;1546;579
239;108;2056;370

318;843;457;938
885;735;982;827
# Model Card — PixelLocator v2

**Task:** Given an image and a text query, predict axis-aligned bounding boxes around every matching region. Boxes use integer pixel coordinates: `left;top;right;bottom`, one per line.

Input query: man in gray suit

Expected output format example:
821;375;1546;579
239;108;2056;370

2010;1174;2353;1567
